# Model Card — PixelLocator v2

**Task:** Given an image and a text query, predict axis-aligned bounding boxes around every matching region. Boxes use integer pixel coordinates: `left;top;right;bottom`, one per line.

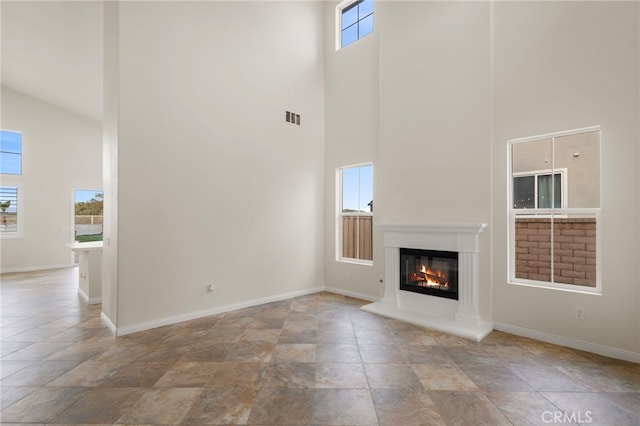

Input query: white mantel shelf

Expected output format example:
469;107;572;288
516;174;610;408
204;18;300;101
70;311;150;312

361;223;493;341
377;223;487;234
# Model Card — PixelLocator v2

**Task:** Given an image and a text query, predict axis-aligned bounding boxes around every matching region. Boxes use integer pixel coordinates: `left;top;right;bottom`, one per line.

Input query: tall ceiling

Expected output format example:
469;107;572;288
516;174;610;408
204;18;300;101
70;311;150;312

1;1;103;122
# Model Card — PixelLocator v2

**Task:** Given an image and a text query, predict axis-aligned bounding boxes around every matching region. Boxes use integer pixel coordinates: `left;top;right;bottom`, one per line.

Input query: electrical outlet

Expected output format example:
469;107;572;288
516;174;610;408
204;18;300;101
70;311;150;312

207;284;215;293
575;307;585;320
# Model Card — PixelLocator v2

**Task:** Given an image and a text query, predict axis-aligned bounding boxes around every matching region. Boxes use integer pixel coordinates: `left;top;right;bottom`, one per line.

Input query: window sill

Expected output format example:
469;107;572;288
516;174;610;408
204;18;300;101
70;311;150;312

1;234;23;240
338;258;373;267
508;279;601;296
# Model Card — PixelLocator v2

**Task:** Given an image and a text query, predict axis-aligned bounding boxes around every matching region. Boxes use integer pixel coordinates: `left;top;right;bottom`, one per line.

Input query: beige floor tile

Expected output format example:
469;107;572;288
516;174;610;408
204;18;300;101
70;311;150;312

401;345;455;365
509;362;590;392
486;391;570;426
240;328;281;343
44;341;113;362
364;363;423;390
50;387;146;424
99;362;173;387
359;344;409;364
0;360;34;379
413;363;478;390
542;391;640;425
182;387;257;424
116;387;202;424
153;361;218;387
355;328;397;345
371;388;446;426
46;361;123;386
1;360;81;386
458;362;535;391
0;387;89;423
316;343;362;363
2;268;637;426
2;342;73;361
225;341;274;363
314;388;378;425
392;328;439;345
248;387;315;425
272;343;316;363
428;390;512;426
0;386;38;410
260;362;316;388
316;362;368;388
206;361;267;388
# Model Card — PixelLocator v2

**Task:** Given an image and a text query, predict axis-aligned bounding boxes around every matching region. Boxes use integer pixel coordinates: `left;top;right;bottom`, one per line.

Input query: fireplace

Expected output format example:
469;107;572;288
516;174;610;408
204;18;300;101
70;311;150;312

400;248;458;300
361;223;492;341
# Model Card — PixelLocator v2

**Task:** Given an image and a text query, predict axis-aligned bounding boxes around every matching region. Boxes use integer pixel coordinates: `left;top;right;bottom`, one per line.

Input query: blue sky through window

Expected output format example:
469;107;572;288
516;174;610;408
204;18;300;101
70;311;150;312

342;164;372;213
0;130;22;175
340;0;374;49
75;189;102;203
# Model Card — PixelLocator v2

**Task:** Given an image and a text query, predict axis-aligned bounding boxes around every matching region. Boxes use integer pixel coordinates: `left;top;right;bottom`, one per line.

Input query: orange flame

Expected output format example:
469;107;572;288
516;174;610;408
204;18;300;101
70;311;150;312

420;265;448;287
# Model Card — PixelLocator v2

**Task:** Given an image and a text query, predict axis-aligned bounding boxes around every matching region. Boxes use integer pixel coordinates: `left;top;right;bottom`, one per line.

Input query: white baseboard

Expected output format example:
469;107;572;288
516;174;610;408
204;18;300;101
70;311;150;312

100;312;116;335
494;322;640;364
1;264;72;274
114;286;325;336
77;288;101;304
78;288;89;303
324;286;379;303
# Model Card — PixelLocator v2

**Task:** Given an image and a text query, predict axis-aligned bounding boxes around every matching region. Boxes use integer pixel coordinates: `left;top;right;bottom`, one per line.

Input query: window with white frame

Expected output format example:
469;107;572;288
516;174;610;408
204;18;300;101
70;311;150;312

509;127;601;292
336;0;373;50
0;186;21;237
0;130;22;175
338;163;373;263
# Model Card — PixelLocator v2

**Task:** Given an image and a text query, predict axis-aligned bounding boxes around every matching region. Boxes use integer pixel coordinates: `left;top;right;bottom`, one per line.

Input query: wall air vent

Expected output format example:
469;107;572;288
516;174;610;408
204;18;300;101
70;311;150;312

285;110;301;126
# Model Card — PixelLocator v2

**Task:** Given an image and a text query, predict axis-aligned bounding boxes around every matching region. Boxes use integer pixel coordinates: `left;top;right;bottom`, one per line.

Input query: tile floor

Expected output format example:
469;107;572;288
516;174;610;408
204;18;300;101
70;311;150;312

1;267;639;425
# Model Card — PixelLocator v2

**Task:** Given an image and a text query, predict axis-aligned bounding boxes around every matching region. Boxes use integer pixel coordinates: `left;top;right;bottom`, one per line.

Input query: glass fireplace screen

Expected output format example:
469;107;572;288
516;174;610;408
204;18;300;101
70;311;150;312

399;248;458;300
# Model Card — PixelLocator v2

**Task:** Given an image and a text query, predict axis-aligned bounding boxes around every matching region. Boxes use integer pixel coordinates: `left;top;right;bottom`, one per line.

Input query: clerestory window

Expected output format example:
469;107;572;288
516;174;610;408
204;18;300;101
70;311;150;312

336;0;373;50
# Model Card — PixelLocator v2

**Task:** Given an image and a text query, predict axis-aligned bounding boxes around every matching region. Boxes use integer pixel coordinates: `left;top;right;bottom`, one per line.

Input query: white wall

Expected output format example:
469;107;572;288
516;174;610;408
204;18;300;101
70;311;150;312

111;1;325;329
323;1;380;300
101;0;119;326
492;1;639;353
0;87;102;272
325;1;639;356
376;1;493;319
323;2;493;308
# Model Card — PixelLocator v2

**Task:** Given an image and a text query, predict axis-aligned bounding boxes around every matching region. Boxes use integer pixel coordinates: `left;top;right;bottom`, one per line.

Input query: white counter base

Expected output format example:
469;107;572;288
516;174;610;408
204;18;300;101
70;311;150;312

66;241;103;305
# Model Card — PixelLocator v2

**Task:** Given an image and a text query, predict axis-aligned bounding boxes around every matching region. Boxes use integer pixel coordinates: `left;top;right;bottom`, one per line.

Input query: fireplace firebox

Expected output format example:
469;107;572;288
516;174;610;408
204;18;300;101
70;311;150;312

400;248;458;300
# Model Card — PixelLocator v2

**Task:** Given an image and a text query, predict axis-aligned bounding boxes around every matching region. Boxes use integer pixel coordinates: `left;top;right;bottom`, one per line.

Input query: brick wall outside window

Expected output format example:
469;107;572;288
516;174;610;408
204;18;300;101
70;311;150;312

515;218;596;287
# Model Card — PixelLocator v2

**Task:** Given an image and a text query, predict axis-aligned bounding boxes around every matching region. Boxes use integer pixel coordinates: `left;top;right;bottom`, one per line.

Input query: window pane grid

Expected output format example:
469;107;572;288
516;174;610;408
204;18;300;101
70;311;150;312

340;0;373;48
0;187;18;233
339;164;373;263
342;21;358;32
510;127;600;290
341;3;358;30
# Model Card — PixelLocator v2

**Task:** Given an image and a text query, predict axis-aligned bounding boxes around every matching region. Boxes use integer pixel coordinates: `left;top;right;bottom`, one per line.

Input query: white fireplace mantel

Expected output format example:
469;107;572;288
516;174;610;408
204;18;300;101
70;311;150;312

361;223;493;341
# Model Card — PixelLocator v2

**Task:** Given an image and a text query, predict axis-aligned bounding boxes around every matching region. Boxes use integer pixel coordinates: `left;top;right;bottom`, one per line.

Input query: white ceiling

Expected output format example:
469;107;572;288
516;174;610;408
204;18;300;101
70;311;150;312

1;1;103;122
